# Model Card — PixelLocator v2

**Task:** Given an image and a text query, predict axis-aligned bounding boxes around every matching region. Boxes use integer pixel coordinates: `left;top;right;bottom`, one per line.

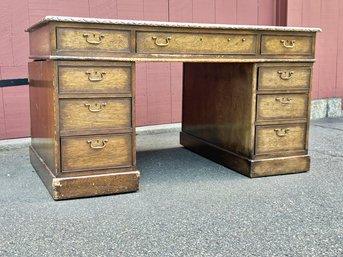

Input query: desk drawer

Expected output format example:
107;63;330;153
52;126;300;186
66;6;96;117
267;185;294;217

136;32;257;55
58;64;131;94
258;66;311;90
60;98;131;132
256;94;308;121
255;124;306;155
56;27;130;52
261;35;313;55
61;134;132;172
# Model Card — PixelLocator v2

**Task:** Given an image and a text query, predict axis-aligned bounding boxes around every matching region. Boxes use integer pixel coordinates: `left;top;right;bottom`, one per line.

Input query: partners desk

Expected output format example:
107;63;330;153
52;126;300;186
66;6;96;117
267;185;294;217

26;16;320;200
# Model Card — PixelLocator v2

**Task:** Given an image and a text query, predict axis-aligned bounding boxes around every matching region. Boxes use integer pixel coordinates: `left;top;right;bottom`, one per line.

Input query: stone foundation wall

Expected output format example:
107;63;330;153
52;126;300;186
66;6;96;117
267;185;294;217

311;98;343;119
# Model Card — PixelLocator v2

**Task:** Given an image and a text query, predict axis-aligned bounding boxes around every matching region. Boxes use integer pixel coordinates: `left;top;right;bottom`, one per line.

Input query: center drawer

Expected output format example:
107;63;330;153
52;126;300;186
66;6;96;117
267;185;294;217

59;98;132;132
136;31;257;55
61;134;132;172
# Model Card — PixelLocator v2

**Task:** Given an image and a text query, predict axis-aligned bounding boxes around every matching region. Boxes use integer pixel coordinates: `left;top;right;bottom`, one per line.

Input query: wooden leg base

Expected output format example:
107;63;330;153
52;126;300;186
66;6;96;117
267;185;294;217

29;146;140;200
180;131;310;178
251;156;310;177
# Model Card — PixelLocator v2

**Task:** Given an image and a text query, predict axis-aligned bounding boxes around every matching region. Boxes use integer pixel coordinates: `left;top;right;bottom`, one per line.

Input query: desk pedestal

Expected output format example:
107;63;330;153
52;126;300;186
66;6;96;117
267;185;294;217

29;60;140;200
181;63;311;177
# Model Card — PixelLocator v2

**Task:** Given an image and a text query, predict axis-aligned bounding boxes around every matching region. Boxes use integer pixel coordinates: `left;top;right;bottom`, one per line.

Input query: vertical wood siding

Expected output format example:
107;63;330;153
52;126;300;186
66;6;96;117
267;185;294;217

287;0;343;101
0;88;6;139
0;0;340;139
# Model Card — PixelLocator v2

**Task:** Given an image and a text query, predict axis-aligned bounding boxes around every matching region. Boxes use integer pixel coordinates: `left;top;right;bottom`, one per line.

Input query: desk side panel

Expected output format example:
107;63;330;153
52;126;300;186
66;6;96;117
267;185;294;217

182;63;255;158
29;24;52;58
29;61;57;175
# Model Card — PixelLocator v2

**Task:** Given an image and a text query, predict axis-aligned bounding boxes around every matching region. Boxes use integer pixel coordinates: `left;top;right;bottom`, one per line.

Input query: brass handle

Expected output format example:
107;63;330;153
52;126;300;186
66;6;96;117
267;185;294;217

277;70;294;80
274;128;289;137
280;39;295;48
84;103;106;112
227;38;246;42
85;71;106;82
152;36;171;47
87;139;109;149
83;33;105;45
275;97;293;104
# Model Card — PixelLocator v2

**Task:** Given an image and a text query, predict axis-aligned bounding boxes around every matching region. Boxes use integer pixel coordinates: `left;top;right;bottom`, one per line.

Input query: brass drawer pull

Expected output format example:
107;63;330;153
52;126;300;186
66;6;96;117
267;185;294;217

277;70;294;80
84;103;106;112
275;97;293;104
227;38;246;42
280;39;295;48
87;139;109;149
274;128;289;137
83;33;105;45
152;36;171;47
85;71;106;82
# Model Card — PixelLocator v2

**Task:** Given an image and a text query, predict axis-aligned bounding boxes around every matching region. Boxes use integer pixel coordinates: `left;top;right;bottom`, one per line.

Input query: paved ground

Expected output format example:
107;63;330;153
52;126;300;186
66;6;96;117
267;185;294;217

0;118;342;257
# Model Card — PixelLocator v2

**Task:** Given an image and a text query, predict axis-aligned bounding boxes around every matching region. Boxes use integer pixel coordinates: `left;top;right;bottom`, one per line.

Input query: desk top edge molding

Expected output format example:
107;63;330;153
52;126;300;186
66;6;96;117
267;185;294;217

26;15;321;33
30;55;317;63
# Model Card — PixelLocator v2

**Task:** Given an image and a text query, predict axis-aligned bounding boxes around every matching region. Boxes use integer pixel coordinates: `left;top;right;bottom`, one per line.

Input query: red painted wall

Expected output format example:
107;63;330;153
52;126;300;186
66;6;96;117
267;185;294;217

0;0;340;139
287;0;343;100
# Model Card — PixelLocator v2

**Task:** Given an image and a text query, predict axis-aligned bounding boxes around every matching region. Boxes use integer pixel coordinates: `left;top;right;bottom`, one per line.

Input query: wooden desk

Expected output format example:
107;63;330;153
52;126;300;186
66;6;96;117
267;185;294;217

26;16;320;200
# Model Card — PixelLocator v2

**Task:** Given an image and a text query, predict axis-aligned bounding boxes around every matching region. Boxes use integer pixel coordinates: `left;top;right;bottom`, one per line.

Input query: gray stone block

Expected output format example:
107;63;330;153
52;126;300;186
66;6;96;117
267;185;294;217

328;98;342;117
311;99;328;120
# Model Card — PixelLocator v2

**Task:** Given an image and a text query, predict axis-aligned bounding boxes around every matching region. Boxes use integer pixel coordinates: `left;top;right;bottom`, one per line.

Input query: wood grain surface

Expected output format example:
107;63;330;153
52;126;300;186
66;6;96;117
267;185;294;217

56;27;131;52
58;63;131;94
182;62;255;157
29;60;57;175
61;134;132;172
136;32;257;55
255;124;307;155
261;35;313;55
256;94;308;121
258;65;311;90
59;98;132;132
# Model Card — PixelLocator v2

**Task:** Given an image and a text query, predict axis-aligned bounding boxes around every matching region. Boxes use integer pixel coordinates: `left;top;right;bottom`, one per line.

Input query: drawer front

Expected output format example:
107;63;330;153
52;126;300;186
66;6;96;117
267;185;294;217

261;35;313;55
59;65;131;94
258;66;311;90
61;134;132;172
256;94;308;121
60;98;131;132
137;32;257;55
56;28;130;52
255;124;306;155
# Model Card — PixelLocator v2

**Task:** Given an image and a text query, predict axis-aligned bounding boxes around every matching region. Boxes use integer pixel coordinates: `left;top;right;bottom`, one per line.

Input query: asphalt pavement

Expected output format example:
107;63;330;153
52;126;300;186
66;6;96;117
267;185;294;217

0;118;342;257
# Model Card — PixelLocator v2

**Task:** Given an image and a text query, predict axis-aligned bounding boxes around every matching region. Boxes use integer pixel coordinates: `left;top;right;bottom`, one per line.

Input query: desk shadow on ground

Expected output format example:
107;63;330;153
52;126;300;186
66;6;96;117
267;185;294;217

136;146;246;187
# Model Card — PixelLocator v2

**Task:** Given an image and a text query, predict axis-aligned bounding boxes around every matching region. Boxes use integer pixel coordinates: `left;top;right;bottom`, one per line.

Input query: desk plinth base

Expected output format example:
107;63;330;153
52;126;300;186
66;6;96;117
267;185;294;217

180;132;310;178
29;146;140;200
